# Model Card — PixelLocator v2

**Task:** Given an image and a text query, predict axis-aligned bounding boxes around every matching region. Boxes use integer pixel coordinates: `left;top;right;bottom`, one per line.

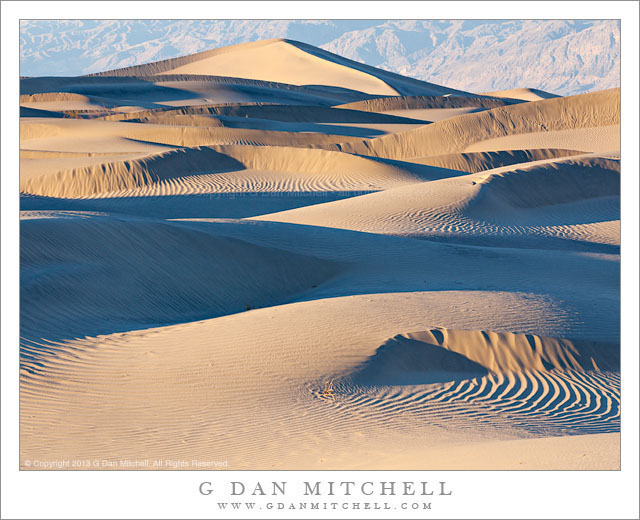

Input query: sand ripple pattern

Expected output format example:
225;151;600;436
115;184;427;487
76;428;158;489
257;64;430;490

313;369;620;437
308;328;620;437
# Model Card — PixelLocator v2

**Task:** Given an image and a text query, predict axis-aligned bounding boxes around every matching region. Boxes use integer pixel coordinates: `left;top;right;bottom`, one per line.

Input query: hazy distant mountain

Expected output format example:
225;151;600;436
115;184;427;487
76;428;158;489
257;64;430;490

19;19;619;96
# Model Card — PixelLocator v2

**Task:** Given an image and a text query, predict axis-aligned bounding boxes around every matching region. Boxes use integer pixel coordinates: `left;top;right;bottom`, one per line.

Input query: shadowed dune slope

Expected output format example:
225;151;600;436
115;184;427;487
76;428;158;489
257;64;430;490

20;107;67;118
470;156;619;212
349;329;618;387
320;89;620;159
21;75;376;108
412;148;584;173
20;213;342;344
335;94;519;112
107;103;428;124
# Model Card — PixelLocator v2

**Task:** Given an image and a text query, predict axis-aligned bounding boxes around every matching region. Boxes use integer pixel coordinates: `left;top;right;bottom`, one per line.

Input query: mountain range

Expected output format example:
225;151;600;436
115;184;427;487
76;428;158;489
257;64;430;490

20;19;619;95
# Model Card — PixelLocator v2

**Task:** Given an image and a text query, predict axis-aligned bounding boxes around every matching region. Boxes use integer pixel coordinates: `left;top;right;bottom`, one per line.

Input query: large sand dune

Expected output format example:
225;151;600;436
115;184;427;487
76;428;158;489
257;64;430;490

89;38;473;98
19;38;620;470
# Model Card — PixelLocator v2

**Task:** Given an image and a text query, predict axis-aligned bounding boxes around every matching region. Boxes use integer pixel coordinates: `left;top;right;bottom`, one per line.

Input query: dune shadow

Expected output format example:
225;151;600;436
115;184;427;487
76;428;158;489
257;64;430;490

21;76;204;103
413;233;620;254
347;335;489;386
20;191;373;219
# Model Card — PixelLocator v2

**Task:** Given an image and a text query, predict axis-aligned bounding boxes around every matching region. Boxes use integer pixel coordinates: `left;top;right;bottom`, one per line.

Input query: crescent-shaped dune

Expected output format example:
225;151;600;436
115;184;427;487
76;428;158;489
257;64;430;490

348;329;619;384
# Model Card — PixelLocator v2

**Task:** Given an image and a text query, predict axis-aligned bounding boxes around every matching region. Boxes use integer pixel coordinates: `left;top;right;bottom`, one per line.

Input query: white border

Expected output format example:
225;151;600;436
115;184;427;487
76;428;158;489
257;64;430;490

2;2;639;519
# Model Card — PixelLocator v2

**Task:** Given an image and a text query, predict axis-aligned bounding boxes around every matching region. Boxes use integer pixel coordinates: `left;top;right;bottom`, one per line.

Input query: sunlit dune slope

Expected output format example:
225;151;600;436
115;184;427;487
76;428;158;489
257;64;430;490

479;87;560;101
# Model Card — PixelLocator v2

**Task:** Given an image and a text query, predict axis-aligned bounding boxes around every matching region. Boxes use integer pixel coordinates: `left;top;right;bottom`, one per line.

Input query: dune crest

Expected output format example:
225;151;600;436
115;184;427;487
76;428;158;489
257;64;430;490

321;88;620;159
479;87;560;101
348;328;618;388
472;156;620;210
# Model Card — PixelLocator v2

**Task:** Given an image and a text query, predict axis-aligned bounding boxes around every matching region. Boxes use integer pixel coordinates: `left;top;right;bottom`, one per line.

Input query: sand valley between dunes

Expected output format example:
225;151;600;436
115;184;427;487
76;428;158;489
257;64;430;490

20;38;621;470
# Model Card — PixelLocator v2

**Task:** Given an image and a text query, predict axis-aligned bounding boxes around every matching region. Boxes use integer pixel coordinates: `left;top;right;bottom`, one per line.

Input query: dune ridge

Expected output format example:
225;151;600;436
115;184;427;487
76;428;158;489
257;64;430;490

21;144;459;198
319;88;620;159
479;87;560;101
335;94;519;112
410;148;584;173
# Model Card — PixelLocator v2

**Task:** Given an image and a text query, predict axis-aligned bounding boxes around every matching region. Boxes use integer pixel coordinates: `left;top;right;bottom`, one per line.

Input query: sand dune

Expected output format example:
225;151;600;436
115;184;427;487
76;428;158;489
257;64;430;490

20;294;619;469
21;74;374;109
19;38;620;470
20;116;367;148
411;148;583;173
21;212;341;343
470;156;619;210
334;94;520;123
114;106;428;138
335;94;517;111
480;87;560;101
464;124;620;155
111;102;429;124
350;329;619;382
320;88;620;159
253;155;620;251
19;91;133;113
90;39;473;98
20;144;460;199
21;152;155;182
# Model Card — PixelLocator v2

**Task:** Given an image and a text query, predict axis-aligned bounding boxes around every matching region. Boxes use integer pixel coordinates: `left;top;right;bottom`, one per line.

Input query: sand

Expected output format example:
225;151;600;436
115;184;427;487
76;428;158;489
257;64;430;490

20;38;620;470
479;87;560;101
